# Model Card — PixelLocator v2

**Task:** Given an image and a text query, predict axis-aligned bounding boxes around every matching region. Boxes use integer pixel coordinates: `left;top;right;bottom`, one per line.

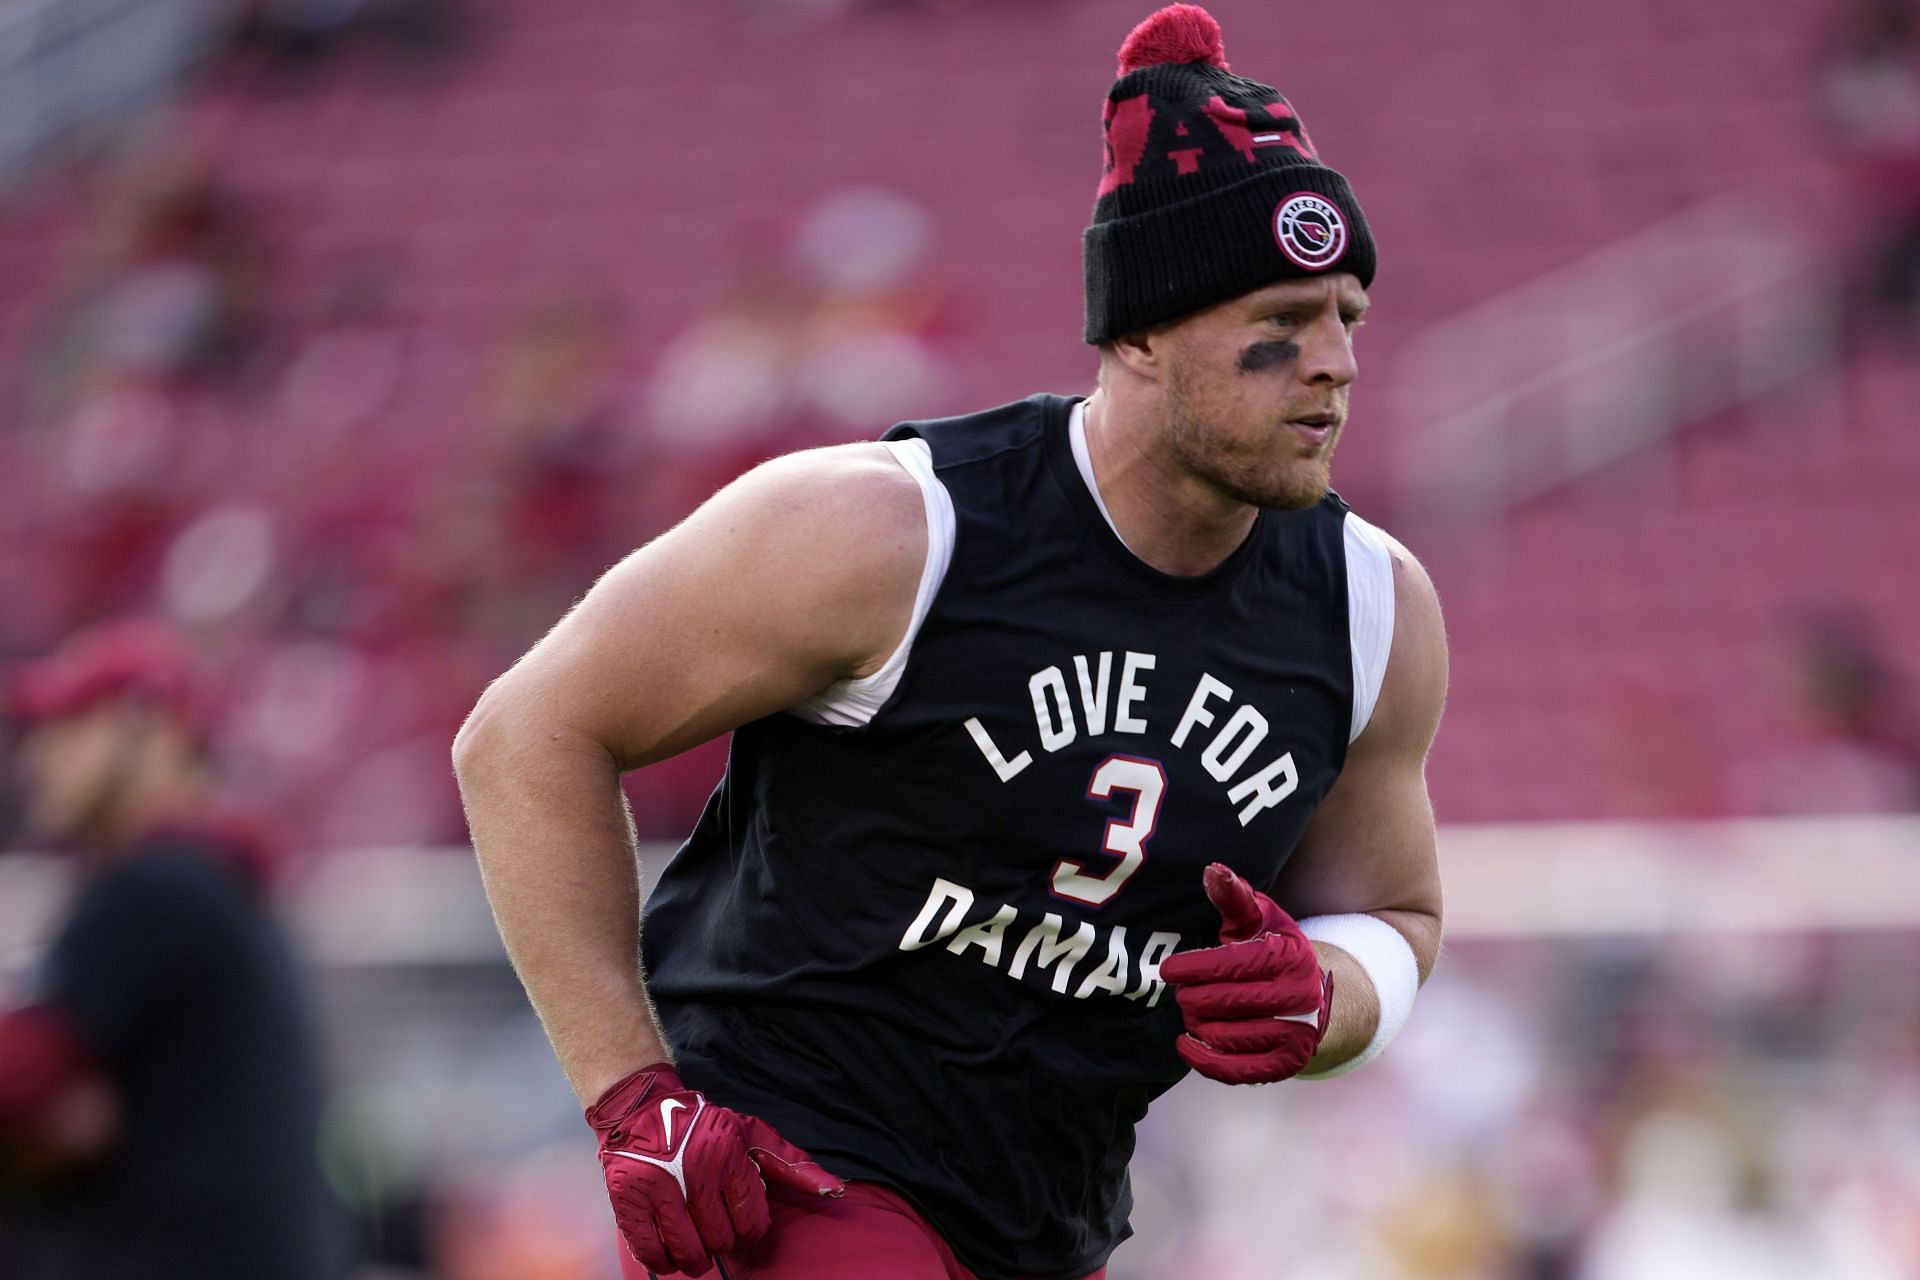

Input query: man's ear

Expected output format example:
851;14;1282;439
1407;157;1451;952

1104;325;1170;383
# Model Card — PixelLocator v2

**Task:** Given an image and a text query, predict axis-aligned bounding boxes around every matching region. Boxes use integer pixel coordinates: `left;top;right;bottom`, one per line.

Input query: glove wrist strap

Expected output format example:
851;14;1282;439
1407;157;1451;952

585;1062;684;1132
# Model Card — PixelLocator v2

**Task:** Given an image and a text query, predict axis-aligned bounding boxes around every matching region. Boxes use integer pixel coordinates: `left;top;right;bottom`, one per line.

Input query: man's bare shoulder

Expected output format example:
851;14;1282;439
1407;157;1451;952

463;441;936;766
650;441;929;685
712;441;929;604
732;441;926;532
1376;530;1441;637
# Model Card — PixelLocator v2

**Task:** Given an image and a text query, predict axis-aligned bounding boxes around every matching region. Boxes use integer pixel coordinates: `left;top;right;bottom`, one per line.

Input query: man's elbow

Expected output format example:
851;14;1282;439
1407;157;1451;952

450;706;488;783
1410;909;1444;985
451;686;620;813
1377;905;1443;985
451;680;516;785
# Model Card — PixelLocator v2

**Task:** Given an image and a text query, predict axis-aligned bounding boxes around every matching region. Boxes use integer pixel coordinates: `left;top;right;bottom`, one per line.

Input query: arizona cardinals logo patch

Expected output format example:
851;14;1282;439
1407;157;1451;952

1273;192;1347;271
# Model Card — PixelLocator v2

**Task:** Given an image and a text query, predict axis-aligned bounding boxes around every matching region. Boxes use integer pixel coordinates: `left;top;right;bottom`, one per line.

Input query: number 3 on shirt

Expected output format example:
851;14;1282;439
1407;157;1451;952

1050;754;1166;907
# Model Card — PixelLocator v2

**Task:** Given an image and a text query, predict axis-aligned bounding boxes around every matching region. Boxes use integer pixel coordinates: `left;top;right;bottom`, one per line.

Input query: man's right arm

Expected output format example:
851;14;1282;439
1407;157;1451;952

451;442;928;1105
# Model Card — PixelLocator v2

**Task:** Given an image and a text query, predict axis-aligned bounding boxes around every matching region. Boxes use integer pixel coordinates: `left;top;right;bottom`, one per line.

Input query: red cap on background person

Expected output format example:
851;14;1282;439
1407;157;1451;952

5;620;280;885
2;623;316;1229
5;618;204;732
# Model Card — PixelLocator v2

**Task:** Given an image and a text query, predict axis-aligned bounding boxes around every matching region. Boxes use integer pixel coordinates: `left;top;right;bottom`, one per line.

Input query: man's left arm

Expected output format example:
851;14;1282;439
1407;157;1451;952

1270;533;1447;1076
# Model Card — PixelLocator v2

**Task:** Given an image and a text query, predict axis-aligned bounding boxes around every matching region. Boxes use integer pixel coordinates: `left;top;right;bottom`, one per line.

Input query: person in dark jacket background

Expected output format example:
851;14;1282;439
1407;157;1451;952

0;620;347;1280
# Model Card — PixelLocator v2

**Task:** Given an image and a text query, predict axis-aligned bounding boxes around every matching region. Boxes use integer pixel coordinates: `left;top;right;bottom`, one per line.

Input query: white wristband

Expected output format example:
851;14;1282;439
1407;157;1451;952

1293;913;1420;1080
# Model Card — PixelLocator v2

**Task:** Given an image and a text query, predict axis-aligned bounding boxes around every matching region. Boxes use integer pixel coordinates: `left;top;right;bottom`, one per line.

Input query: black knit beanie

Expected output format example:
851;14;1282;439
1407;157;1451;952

1083;4;1377;344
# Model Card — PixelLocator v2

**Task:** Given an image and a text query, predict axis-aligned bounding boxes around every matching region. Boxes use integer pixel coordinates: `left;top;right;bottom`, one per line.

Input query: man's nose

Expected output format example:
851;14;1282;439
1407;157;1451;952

1298;314;1357;389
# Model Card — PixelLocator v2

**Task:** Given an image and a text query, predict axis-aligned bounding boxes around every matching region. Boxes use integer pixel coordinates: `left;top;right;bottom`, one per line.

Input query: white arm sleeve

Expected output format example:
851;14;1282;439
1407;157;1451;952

1293;911;1421;1080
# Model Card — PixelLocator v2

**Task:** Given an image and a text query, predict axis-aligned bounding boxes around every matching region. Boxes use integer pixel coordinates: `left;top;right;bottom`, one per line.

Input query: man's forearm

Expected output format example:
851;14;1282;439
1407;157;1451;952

1304;942;1378;1073
1303;907;1437;1075
454;714;672;1104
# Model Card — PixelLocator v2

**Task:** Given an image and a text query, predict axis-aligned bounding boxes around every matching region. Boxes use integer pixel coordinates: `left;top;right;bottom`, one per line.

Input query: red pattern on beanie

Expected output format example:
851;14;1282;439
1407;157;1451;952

6;619;200;730
1117;4;1229;76
1084;4;1376;342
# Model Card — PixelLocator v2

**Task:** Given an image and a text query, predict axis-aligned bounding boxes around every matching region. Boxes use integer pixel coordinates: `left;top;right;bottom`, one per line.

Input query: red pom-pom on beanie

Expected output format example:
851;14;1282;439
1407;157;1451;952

1116;4;1229;76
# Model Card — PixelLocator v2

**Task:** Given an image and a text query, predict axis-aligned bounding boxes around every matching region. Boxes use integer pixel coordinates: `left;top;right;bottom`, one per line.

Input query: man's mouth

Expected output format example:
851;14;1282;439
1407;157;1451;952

1284;414;1338;445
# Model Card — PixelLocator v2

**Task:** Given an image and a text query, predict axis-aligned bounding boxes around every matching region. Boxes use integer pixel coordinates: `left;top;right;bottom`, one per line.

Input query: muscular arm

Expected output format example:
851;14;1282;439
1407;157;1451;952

452;443;927;1104
1270;533;1447;1074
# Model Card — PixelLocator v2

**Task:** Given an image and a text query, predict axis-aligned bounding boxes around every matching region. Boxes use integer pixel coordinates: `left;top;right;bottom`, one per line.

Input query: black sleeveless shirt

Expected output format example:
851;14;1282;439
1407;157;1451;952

643;393;1356;1280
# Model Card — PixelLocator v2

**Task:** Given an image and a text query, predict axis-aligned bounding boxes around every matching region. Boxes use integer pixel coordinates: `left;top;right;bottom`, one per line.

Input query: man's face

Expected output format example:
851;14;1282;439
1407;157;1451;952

1155;273;1367;511
17;707;130;843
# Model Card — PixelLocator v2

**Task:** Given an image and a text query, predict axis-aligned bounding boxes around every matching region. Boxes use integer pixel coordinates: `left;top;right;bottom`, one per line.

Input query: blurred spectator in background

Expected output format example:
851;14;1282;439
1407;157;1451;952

231;0;466;73
11;148;262;638
475;290;631;604
0;621;348;1280
1729;611;1920;813
783;184;959;434
21;147;259;429
1825;0;1920;331
645;185;961;492
1581;1100;1813;1280
272;249;458;461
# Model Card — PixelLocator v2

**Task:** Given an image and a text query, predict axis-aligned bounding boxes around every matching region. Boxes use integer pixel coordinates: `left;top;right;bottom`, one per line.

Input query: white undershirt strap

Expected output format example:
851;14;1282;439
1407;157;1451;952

1068;400;1135;552
788;438;956;727
1343;513;1394;744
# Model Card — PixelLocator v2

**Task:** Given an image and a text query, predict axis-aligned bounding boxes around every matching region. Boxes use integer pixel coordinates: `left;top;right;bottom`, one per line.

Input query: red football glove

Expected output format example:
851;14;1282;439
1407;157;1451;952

1158;863;1334;1086
586;1063;844;1275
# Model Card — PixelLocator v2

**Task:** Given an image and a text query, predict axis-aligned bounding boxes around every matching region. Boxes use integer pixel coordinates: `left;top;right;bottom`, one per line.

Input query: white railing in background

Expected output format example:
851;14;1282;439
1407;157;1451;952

6;815;1920;982
1389;192;1838;535
1436;814;1920;937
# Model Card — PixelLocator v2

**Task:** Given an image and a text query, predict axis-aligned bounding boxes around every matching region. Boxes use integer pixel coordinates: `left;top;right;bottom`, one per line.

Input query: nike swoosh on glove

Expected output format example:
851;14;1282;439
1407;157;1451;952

1157;862;1333;1085
587;1063;844;1275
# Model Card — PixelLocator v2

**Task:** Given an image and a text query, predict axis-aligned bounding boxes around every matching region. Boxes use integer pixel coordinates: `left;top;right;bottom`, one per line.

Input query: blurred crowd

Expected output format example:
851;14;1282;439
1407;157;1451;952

1122;930;1920;1280
0;143;969;851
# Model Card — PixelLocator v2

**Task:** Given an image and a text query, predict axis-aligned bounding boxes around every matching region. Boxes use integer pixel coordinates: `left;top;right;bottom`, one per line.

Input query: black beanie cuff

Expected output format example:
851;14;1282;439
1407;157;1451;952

1082;163;1376;344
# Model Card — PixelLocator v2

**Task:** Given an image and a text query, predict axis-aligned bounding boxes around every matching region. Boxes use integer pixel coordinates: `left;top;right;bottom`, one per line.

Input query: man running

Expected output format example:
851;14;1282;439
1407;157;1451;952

456;6;1446;1278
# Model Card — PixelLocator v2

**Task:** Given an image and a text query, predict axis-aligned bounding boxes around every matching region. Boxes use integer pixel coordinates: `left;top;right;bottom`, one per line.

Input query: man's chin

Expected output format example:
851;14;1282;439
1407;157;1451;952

1179;433;1333;511
1254;462;1332;512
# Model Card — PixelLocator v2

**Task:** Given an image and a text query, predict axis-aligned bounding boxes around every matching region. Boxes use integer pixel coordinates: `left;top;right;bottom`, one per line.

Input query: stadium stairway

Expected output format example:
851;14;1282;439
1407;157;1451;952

1428;344;1920;822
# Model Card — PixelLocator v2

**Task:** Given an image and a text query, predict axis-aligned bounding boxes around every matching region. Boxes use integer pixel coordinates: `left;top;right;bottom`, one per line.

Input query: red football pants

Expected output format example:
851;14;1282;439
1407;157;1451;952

618;1180;1107;1280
